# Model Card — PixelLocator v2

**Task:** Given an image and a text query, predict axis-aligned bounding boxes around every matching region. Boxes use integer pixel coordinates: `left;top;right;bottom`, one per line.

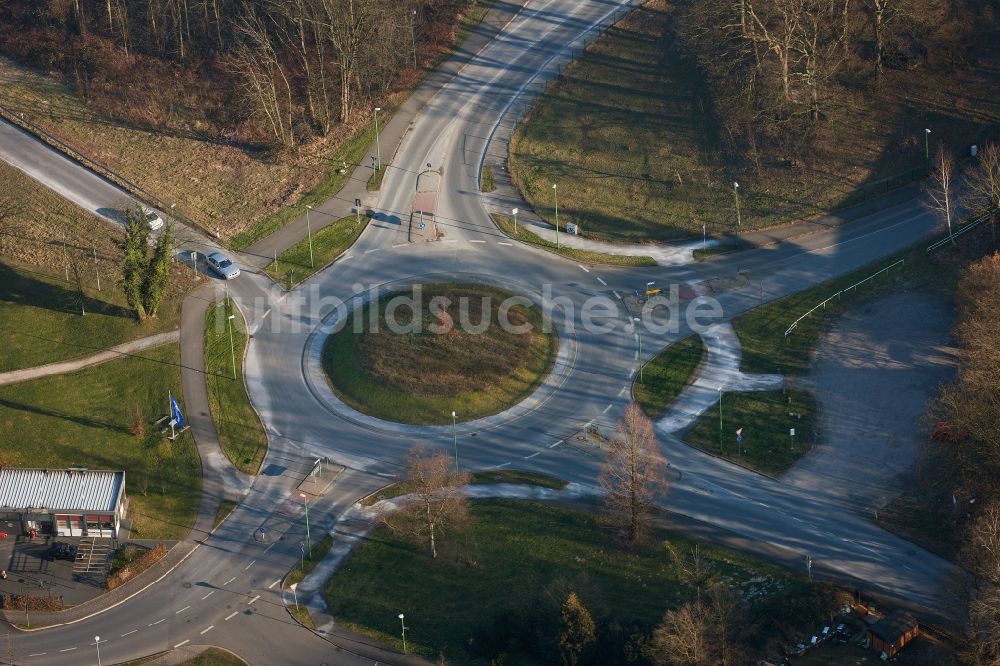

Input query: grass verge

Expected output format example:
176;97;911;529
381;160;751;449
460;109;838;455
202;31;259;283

367;166;387;191
322;283;557;425
692;240;752;261
491;214;657;267
634;335;706;418
214;499;238;529
360;469;568;506
204;299;267;474
481;165;496;192
177;648;247;666
286;534;334;588
325;499;846;663
0;344;200;539
683;390;816;476
263;215;368;288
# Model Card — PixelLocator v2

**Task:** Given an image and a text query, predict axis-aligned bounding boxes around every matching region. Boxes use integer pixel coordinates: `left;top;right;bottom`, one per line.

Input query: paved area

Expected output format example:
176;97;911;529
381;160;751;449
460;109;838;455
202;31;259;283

0;331;179;386
783;291;959;510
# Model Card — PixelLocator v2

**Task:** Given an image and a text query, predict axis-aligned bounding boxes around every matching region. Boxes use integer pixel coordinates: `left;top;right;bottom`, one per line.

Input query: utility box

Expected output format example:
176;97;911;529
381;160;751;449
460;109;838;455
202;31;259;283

566;223;580;235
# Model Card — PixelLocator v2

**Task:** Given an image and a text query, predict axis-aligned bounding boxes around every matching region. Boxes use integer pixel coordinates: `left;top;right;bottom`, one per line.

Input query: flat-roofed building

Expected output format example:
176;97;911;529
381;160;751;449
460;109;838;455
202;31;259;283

0;467;126;538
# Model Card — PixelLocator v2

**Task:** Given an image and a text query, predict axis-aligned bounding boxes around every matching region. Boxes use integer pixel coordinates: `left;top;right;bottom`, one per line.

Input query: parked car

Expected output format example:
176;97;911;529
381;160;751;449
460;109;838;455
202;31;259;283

207;252;240;280
49;541;77;561
140;206;164;231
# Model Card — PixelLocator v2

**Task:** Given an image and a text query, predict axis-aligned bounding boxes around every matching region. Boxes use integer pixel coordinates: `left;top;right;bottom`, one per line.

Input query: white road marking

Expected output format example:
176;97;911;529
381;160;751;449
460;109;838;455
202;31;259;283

176;605;190;614
268;579;280;589
442;239;457;243
150;618;166;626
224;576;236;585
174;640;190;648
498;242;512;246
613;291;621;299
59;648;77;652
549;440;564;448
602;404;612;414
201;590;215;600
263;542;274;553
244;560;256;570
248;595;261;605
634;351;639;360
578;264;590;273
200;625;215;635
365;248;380;254
470;239;486;243
121;629;138;637
596;277;607;286
495;462;511;468
28;653;47;657
524;452;541;459
618;386;627;397
341;254;354;260
393;243;408;248
225;611;239;621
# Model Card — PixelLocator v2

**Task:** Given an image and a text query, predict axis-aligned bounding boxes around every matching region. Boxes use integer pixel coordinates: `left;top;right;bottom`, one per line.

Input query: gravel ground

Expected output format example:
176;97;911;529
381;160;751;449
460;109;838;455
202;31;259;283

782;291;959;511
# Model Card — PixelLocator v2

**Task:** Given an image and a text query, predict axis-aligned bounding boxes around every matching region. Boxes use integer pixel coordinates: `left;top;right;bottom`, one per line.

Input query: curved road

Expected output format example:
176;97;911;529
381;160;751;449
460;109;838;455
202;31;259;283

1;0;961;663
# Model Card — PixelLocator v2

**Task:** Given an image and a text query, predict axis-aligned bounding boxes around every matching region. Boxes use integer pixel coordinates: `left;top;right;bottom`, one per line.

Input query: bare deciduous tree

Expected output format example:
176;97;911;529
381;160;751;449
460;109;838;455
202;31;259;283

965;503;1000;665
925;144;957;243
963;142;1000;247
647;602;710;666
599;402;669;545
381;445;471;559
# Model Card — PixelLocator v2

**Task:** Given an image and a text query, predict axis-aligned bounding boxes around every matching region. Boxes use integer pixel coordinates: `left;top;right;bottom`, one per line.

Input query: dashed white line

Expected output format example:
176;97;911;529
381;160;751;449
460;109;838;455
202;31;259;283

393;243;408;248
244;560;256;570
263;542;275;553
174;640;190;648
495;462;511;468
268;579;280;589
365;248;380;254
498;242;512;246
596;277;607;286
176;605;190;614
578;264;590;273
201;590;215;600
613;290;621;299
121;629;138;637
469;239;486;244
149;618;166;626
59;648;77;653
225;611;239;621
618;386;627;397
341;254;354;260
248;595;261;605
525;452;541;459
28;653;47;657
223;576;236;585
602;404;613;414
549;440;564;448
200;625;215;635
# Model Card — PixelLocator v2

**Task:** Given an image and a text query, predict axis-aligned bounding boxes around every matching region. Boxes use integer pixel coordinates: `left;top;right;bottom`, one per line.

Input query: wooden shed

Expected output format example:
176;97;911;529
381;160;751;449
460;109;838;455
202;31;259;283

867;610;919;658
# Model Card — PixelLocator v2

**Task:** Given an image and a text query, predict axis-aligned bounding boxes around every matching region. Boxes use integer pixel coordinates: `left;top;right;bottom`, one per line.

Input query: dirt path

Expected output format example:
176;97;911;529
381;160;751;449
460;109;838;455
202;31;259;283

783;291;959;510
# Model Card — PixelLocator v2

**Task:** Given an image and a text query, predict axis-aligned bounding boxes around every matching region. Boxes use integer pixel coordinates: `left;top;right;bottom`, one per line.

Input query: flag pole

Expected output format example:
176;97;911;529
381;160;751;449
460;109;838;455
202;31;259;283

168;391;176;439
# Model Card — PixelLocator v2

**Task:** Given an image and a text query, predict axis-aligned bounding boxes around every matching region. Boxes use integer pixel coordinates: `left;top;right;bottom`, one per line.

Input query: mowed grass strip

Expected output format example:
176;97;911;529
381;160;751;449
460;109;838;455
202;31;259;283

0;344;201;540
683;390;816;476
325;499;836;662
635;335;706;418
264;214;369;288
322;284;557;424
204;299;267;475
360;469;567;506
491;214;657;267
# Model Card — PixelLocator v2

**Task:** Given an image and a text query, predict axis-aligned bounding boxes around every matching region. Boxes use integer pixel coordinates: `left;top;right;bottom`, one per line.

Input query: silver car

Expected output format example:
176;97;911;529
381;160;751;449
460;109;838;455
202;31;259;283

141;206;164;230
207;251;240;280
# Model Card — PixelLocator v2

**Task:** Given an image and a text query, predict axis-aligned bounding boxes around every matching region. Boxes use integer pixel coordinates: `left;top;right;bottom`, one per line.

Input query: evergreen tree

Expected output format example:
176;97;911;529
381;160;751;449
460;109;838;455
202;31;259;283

144;223;173;317
120;209;150;320
558;592;595;666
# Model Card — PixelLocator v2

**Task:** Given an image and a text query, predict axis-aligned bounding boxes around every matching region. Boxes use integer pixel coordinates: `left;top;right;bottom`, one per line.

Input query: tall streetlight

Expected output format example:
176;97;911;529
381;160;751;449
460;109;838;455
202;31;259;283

399;613;408;654
227;313;237;380
94;635;102;666
512;207;519;233
451;411;459;471
552;183;560;249
374;107;382;172
718;386;724;455
733;181;741;234
299;492;311;554
925;128;931;161
633;317;643;385
305;205;315;268
410;10;417;69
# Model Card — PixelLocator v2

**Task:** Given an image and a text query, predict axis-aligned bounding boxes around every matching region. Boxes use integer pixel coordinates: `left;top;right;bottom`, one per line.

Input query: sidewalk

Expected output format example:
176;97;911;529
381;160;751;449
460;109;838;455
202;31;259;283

0;330;178;386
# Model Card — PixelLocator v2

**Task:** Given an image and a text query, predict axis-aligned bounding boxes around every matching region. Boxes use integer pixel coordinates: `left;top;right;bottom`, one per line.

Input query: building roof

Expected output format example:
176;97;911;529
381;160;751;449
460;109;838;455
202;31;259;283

0;468;124;513
869;610;919;644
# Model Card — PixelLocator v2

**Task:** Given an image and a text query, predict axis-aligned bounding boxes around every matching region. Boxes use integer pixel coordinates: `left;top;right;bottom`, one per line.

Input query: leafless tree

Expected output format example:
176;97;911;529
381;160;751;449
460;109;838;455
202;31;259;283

963;142;1000;248
599;402;669;546
925;144;957;243
647;602;710;666
381;445;471;559
965;503;1000;665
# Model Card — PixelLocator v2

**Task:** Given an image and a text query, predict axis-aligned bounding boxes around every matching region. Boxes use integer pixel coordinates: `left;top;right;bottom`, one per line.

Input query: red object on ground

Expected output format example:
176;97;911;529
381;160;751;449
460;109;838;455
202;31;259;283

0;531;7;539
28;528;36;540
932;421;965;442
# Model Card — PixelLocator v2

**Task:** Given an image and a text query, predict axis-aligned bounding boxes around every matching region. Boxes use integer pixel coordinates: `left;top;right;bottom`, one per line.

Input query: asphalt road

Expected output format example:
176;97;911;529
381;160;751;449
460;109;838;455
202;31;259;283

0;0;965;662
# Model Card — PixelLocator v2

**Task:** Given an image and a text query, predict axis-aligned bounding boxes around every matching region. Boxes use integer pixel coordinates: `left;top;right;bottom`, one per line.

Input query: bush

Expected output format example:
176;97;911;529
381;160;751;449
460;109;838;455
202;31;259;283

105;542;167;590
2;593;64;611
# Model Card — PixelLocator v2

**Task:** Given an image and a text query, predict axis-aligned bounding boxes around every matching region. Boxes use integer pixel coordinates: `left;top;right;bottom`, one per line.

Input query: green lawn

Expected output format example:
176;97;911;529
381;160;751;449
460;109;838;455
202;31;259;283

491;214;656;267
322;284;557;424
0;344;201;539
204;299;267;474
367;166;386;191
177;648;246;666
683;390;816;476
264;214;368;288
634;335;705;418
361;469;567;506
0;261;182;372
325;499;842;663
285;534;334;588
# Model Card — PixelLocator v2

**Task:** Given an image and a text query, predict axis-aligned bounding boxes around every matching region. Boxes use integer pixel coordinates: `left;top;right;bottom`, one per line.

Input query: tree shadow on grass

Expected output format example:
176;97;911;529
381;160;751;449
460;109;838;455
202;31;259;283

0;262;134;320
0;397;130;434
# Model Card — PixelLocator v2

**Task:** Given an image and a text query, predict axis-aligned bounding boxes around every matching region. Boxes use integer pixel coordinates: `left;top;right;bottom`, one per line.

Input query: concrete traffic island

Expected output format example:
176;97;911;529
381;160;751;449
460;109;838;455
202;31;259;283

319;283;558;425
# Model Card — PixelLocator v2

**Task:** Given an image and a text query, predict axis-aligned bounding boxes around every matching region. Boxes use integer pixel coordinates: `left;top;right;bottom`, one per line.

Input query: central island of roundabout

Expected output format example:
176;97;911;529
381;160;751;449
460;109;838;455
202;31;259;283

318;282;560;425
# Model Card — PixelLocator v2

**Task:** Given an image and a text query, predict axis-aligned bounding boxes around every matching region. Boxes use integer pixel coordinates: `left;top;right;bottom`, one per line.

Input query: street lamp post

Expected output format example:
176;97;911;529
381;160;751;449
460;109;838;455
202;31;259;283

451;411;459;471
299;540;305;571
925;128;931;161
374;107;382;172
399;613;408;654
633;317;643;384
305;205;315;268
733;181;741;234
718;386;724;455
512;207;519;233
95;636;102;666
552;183;560;249
300;493;311;554
227;313;237;380
410;10;417;69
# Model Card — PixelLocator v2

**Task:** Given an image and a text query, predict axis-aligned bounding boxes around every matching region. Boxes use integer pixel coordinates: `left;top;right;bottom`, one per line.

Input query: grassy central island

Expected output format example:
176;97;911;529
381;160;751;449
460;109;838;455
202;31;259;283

321;283;557;425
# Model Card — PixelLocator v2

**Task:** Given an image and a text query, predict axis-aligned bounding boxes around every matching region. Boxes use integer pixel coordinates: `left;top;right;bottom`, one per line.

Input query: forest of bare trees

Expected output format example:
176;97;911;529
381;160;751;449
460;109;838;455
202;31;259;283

0;0;471;147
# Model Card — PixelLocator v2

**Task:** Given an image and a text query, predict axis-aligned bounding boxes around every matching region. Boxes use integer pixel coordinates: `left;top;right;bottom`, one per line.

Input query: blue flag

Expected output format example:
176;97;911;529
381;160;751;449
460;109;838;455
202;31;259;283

169;392;185;429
